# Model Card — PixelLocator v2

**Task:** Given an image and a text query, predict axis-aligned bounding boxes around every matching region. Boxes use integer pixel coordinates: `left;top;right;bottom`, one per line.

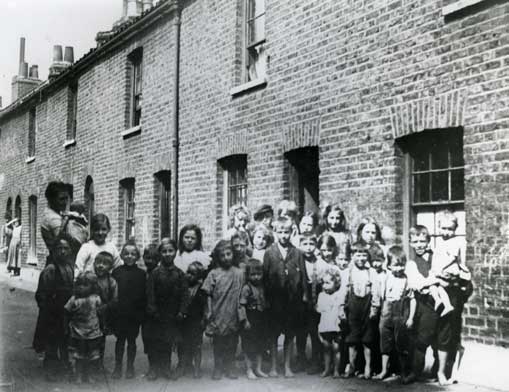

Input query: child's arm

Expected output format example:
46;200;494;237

298;253;309;303
146;271;159;319
177;274;190;321
406;296;417;329
369;271;381;318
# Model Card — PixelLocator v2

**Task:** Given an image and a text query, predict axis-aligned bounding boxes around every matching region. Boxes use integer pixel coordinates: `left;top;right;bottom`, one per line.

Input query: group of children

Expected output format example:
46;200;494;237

32;200;471;386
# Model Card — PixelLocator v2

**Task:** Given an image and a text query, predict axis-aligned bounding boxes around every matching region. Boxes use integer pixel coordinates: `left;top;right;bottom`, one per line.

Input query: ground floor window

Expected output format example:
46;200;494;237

155;171;171;239
28;195;37;264
218;155;248;233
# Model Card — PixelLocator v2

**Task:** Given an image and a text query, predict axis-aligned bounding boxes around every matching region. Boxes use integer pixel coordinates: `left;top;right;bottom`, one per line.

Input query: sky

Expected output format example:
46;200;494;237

0;0;121;107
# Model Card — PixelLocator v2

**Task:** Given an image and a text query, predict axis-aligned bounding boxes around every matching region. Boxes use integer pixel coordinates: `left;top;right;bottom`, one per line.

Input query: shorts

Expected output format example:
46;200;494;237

68;336;102;361
346;293;375;345
320;332;342;344
379;299;410;354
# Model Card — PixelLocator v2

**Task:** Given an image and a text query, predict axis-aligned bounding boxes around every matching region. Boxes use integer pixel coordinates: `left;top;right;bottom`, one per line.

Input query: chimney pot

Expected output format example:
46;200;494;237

64;46;74;64
53;45;63;62
127;0;138;17
21;62;28;78
18;37;26;77
29;65;39;79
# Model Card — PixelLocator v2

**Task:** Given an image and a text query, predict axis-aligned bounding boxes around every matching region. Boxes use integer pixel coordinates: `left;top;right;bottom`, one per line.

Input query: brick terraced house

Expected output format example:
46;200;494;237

0;0;509;345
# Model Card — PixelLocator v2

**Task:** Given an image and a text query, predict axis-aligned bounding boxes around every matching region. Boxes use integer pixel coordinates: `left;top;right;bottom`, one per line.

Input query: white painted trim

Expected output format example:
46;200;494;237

121;125;141;138
63;139;76;148
25;156;35;164
443;0;485;16
230;77;267;96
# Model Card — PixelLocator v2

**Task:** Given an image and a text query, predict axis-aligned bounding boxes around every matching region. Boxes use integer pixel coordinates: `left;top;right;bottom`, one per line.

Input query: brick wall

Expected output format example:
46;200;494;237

1;0;509;344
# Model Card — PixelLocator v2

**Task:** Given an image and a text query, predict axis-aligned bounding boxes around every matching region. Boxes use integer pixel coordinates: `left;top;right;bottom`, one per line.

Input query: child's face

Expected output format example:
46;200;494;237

300;238;317;260
322;275;337;293
410;234;429;256
371;258;384;273
252;230;267;250
361;223;377;245
143;256;158;272
299;216;314;235
335;254;350;270
160;243;177;266
248;267;263;286
439;219;457;240
54;239;71;263
352;251;369;269
262;213;273;228
183;230;198;252
275;224;292;246
92;223;109;245
327;210;343;231
219;248;234;269
232;237;247;258
319;243;335;263
94;257;112;277
121;245;139;266
390;262;405;277
186;265;202;285
234;212;248;229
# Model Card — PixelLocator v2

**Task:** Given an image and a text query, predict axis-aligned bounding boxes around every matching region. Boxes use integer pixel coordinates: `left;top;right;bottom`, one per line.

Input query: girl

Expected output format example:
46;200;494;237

225;204;251;240
64;271;103;384
111;241;146;379
33;237;74;381
75;214;122;277
146;238;189;380
202;240;244;380
294;211;319;247
318;233;338;265
6;218;21;276
356;217;383;262
316;267;345;378
174;224;210;272
251;224;272;261
239;258;268;380
318;203;352;249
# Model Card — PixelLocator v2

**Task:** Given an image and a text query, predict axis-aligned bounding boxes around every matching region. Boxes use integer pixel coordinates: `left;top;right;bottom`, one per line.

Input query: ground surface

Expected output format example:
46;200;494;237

0;281;504;392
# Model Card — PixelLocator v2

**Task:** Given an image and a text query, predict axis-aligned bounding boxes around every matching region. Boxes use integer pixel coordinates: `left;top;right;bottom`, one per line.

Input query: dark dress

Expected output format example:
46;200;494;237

239;282;268;360
112;264;146;339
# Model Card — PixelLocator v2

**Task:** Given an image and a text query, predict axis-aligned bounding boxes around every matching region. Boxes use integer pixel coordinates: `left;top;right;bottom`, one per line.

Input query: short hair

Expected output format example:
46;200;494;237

143;243;161;262
253;204;274;221
178;224;203;253
322;265;342;286
90;213;111;233
300;232;318;243
228;204;251;228
438;209;458;230
70;202;86;215
356;217;382;243
273;216;293;231
369;243;385;262
212;239;233;267
94;251;114;267
409;225;431;241
159;237;178;254
74;271;98;297
317;233;337;250
44;181;68;202
245;258;263;276
231;230;250;245
387;245;407;266
187;261;206;279
277;200;298;219
350;241;371;262
321;203;347;232
121;240;141;260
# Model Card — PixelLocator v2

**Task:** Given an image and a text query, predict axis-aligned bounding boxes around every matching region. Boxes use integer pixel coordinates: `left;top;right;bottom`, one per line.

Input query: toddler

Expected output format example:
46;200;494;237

203;240;244;380
239;258;269;380
316;267;345;378
64;202;89;259
64;271;103;384
111;241;146;379
374;246;416;380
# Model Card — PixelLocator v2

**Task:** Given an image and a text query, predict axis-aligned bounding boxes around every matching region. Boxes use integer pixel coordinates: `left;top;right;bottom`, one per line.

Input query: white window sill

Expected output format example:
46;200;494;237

26;255;38;266
121;125;141;138
25;156;35;164
443;0;485;16
63;139;76;148
230;77;267;97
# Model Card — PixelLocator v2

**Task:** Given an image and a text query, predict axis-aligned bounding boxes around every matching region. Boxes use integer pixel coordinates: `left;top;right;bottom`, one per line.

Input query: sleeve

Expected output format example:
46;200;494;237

201;270;215;296
35;267;55;309
298;252;309;302
238;285;249;322
263;250;272;290
109;278;119;308
405;260;429;291
111;245;123;270
370;271;381;315
64;296;75;313
315;293;325;313
179;272;190;315
146;271;158;317
74;243;90;278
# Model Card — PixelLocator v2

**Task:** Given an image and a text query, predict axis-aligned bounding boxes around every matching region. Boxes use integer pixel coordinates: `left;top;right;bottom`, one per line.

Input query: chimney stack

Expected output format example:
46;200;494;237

64;46;74;64
49;45;73;81
11;37;42;102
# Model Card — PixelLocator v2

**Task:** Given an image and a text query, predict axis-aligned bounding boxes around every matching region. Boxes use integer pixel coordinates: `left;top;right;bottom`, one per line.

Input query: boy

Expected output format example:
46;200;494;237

263;216;308;378
232;231;250;270
296;233;329;374
370;244;386;375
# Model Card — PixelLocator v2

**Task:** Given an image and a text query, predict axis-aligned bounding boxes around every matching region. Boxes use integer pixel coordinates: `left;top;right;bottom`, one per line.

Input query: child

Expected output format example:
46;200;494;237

344;242;380;379
277;200;300;249
317;233;338;265
239;258;269;380
181;261;207;378
373;246;416;380
253;204;274;230
146;238;189;380
63;202;89;260
203;240;244;380
296;233;329;374
316;267;345;378
225;204;251;240
251;224;272;261
318;203;352;248
142;243;160;274
369;244;386;375
175;224;211;272
231;231;251;270
294;211;319;246
33;237;74;381
93;251;118;366
64;271;103;384
263;216;308;378
75;214;122;277
357;217;383;262
111;241;146;379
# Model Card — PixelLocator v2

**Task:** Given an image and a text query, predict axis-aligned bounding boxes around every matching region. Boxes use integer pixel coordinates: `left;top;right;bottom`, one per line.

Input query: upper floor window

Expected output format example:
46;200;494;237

128;48;143;128
245;0;266;82
120;178;136;241
28;107;36;158
67;83;78;142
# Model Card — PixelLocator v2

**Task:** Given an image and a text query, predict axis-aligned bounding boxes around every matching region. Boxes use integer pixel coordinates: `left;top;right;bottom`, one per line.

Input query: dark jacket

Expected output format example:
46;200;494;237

112;264;146;323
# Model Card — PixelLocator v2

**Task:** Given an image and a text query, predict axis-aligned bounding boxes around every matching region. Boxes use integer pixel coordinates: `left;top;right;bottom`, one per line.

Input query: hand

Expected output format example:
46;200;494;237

243;320;251;331
405;318;414;329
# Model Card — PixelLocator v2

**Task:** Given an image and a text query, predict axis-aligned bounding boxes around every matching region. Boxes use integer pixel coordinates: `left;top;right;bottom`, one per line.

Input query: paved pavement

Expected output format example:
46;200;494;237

0;271;507;392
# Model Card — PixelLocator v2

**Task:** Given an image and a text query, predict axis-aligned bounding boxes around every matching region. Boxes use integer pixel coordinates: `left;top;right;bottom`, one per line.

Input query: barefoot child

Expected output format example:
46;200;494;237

263;216;308;378
373;246;415;380
316;267;345;378
239;258;269;380
203;240;244;380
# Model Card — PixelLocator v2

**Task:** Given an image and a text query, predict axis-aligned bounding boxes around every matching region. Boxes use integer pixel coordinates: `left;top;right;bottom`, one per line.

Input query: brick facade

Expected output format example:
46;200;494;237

1;0;509;345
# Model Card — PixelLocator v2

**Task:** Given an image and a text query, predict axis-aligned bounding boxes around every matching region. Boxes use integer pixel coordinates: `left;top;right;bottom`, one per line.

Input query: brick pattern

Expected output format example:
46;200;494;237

215;129;249;159
281;117;321;152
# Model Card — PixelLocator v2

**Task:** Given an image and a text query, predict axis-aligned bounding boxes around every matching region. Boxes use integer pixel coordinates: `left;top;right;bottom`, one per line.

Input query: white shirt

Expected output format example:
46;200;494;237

174;250;211;272
432;236;465;275
74;240;123;277
304;257;329;283
316;290;344;333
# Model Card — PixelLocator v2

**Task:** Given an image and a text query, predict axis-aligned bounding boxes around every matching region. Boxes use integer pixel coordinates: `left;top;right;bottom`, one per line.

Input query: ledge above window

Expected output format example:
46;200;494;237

25;156;35;164
63;139;76;148
443;0;486;16
230;77;267;97
121;125;142;139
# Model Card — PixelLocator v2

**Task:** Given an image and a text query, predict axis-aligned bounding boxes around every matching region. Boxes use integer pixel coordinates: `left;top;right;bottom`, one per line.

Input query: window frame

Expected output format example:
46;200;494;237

128;48;143;130
121;178;136;242
155;171;171;240
27;107;36;159
66;82;78;144
28;195;37;264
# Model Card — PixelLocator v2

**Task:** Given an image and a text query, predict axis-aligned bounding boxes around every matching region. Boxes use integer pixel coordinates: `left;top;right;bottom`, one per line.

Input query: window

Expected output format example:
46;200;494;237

128;48;143;128
120;178;135;241
28;107;36;158
284;147;320;216
28;196;37;264
219;155;248;232
400;128;465;248
244;0;266;82
84;176;95;224
5;197;12;221
66;83;78;142
155;171;171;239
14;196;21;223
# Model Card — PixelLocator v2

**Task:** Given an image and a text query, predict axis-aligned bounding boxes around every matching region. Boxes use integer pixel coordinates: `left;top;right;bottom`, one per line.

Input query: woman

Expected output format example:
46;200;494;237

6;218;22;276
